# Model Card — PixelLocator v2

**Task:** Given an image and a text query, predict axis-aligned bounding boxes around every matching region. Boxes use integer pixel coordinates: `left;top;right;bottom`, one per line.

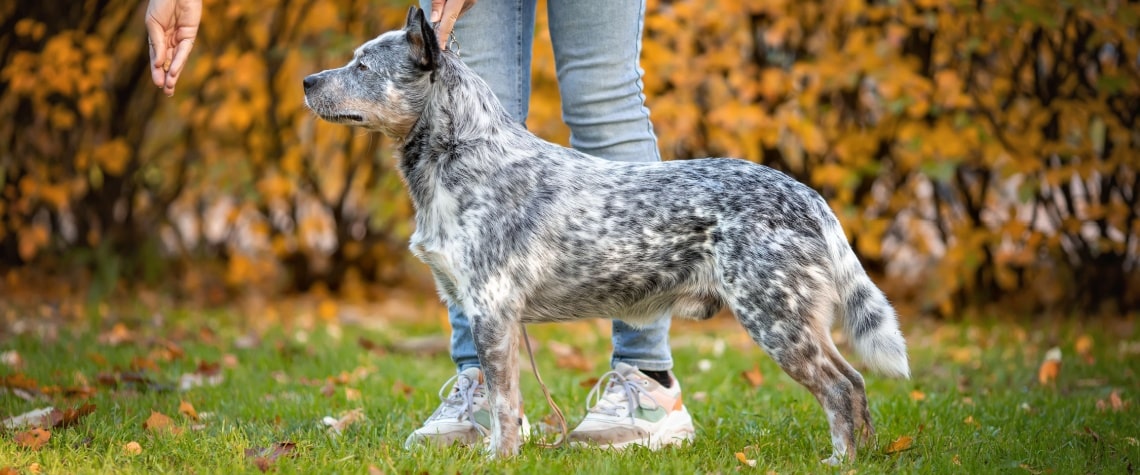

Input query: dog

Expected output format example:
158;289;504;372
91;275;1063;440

303;6;909;464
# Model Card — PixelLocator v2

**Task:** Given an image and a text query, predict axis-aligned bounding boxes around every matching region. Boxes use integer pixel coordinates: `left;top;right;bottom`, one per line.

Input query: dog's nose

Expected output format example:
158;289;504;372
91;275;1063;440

302;75;318;92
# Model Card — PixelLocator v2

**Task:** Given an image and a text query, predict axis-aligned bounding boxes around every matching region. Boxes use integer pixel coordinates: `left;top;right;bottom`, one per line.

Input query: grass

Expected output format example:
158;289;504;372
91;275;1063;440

1;306;1138;474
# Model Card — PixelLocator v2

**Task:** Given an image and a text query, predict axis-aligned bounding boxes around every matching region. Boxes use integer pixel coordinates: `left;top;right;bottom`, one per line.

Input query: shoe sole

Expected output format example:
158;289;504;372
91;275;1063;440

568;407;696;451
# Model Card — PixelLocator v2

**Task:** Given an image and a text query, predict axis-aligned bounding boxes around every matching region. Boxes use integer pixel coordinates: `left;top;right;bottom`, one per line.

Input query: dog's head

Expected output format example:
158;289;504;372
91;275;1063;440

303;6;441;138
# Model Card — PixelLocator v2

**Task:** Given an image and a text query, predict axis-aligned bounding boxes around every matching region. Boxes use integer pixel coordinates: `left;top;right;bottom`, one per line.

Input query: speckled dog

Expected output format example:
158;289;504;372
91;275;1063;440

303;6;909;464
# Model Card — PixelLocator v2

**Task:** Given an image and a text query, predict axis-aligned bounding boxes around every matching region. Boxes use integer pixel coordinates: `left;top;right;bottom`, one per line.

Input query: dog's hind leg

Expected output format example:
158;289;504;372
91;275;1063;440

469;304;523;458
822;333;876;448
717;235;861;464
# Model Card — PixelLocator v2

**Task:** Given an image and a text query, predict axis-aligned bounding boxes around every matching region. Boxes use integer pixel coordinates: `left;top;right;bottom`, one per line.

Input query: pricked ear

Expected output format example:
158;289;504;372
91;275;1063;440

404;5;418;28
405;6;440;72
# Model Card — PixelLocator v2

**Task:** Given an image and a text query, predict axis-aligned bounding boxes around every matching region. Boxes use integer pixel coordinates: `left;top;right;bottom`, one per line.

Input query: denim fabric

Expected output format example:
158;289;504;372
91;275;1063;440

422;0;673;372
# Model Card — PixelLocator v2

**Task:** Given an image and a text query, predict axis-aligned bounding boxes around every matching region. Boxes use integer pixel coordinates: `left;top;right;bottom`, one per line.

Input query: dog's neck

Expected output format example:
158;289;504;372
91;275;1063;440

397;53;530;212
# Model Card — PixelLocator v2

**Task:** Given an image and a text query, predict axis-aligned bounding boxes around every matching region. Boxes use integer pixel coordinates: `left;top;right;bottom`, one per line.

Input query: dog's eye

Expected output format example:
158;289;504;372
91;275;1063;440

357;62;368;72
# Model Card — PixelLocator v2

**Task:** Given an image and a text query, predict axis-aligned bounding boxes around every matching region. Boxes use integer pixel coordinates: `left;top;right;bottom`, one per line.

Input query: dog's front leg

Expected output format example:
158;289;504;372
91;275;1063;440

469;306;522;458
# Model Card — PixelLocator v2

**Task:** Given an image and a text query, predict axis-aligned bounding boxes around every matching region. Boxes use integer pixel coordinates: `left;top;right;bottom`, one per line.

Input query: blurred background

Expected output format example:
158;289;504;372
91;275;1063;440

1;0;1138;320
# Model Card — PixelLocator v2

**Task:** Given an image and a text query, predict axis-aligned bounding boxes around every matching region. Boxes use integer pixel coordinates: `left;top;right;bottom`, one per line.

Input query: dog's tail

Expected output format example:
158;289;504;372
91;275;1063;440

816;199;910;379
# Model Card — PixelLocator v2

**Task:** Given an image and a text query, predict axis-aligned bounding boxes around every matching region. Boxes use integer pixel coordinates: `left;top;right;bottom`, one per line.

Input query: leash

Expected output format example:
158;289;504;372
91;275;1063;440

521;324;569;448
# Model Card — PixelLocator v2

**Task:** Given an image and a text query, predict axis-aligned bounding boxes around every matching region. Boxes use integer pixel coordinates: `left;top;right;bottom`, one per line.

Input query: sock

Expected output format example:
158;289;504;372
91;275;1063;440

640;370;673;388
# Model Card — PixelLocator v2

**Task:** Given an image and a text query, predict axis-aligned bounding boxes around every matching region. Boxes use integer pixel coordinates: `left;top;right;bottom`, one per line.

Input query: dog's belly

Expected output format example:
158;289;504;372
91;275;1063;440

520;269;725;325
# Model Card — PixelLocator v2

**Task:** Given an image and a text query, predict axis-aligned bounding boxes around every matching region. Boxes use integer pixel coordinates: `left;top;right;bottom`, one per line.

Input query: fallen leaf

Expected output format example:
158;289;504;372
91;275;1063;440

143;410;182;435
1075;334;1094;363
2;407;55;429
742;366;764;388
179;400;199;421
1;350;22;369
368;465;385;475
322;408;365;436
222;353;240;368
28;463;41;474
1;467;18;475
952;454;961;465
964;415;980;427
885;435;914;454
391;380;414;397
345;387;361;401
245;441;297;472
15;428;51;450
1084;426;1101;442
1037;347;1061;386
735;451;757;467
320;382;336;398
124;441;142;455
579;377;599;389
49;404;96;429
98;323;134;346
910;390;926;401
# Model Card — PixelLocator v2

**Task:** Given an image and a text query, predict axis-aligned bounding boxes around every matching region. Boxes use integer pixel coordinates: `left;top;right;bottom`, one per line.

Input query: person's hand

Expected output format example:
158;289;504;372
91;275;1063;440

430;0;477;49
145;0;201;96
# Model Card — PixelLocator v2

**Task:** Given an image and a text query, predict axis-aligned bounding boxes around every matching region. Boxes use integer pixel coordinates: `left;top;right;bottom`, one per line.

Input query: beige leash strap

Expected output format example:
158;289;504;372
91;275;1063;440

522;324;568;448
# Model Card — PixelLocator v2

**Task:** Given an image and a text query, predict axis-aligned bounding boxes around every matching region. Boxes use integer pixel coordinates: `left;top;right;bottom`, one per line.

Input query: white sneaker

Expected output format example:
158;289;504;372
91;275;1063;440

568;363;695;449
404;367;530;449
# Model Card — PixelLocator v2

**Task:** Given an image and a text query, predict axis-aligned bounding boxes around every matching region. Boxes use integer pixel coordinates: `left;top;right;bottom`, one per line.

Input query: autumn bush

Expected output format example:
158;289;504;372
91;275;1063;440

1;0;1137;315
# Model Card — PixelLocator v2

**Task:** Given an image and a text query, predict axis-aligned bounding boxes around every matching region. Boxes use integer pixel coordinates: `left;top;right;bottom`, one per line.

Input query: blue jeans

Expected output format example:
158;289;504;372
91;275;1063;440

422;0;674;373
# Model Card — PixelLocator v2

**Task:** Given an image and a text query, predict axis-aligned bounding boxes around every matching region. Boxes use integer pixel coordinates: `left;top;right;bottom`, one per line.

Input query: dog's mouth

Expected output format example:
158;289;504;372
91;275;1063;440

326;113;365;123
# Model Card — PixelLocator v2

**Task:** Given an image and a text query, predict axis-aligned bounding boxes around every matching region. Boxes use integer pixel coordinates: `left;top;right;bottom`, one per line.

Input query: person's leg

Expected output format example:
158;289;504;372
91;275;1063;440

546;0;672;374
406;0;537;449
442;0;536;124
547;0;692;449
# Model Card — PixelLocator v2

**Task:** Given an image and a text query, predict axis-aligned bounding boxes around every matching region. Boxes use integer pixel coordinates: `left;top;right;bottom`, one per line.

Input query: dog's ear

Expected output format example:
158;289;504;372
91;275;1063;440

404;6;440;72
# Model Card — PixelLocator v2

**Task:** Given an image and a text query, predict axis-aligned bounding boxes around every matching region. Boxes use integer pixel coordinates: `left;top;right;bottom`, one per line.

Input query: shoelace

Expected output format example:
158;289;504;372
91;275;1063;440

433;373;486;435
585;370;663;424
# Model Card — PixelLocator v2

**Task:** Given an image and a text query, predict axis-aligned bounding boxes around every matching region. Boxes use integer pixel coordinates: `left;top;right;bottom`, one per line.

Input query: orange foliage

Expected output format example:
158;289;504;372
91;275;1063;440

1;0;1138;314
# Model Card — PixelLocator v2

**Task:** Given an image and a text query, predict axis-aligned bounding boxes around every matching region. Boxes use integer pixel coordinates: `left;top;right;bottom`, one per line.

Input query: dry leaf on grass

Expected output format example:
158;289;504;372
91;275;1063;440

1075;334;1094;363
322;408;365;436
1;350;22;369
144;410;182;435
391;380;414;397
742;366;764;388
345;387;361;401
734;451;757;467
547;341;594;372
2;404;95;430
910;390;926;401
1096;389;1128;412
1037;347;1061;385
884;435;914;454
27;463;41;474
244;442;297;472
0;467;19;475
179;400;199;421
15;428;51;450
368;465;385;475
124;441;143;455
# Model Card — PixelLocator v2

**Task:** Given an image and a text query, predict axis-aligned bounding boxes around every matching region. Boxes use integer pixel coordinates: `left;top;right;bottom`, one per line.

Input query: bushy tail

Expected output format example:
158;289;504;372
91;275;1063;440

817;201;910;379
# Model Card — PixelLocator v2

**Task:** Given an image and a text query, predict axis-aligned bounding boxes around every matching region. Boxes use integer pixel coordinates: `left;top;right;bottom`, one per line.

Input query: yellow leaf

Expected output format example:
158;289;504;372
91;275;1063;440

910;390;926;402
885;435;913;454
1037;347;1062;386
124;441;142;455
1074;335;1093;361
741;365;764;388
735;451;757;467
179;401;199;421
15;428;50;450
143;410;182;435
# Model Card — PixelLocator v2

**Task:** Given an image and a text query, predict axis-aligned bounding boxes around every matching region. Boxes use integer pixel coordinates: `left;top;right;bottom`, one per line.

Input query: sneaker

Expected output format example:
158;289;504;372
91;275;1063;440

568;363;695;449
403;367;530;449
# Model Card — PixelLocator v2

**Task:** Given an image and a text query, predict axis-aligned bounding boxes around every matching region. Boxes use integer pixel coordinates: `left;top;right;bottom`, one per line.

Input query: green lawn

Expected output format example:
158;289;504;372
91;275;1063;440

1;306;1137;474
